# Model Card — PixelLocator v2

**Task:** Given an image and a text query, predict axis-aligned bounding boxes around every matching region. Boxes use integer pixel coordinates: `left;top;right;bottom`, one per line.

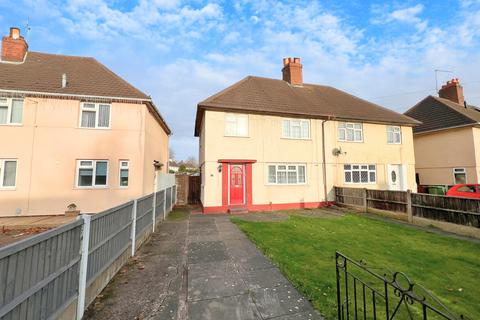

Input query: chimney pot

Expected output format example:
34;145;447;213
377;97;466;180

282;57;303;86
439;78;465;105
62;73;67;88
1;27;28;62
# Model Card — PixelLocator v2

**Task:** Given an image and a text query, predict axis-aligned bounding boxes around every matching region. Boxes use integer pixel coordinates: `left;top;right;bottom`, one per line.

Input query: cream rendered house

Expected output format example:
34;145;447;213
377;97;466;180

405;79;480;187
195;58;418;213
0;27;171;216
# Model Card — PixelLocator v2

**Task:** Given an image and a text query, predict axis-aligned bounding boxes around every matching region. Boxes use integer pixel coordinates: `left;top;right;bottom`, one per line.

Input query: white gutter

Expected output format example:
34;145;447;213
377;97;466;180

0;88;151;102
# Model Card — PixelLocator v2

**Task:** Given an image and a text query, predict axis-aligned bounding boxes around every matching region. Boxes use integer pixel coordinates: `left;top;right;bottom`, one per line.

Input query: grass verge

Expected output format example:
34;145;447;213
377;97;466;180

232;213;480;319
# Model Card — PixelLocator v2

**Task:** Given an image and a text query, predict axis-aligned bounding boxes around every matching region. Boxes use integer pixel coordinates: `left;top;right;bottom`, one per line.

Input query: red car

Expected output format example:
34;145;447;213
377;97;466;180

446;184;480;199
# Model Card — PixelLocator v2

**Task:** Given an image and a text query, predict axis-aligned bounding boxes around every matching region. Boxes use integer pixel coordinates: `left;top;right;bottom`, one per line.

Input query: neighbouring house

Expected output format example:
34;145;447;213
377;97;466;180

168;159;199;174
0;27;171;216
405;78;480;188
194;57;419;213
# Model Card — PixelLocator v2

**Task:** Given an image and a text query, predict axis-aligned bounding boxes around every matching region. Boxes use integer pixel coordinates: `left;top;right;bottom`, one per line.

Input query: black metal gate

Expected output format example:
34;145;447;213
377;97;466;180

335;252;468;320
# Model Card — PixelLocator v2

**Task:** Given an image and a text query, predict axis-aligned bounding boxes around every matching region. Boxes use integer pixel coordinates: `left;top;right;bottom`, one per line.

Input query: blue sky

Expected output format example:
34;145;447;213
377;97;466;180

2;0;480;160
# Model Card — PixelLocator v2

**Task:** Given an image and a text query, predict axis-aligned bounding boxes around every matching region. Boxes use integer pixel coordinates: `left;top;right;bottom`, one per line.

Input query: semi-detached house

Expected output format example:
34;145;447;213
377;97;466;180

0;27;171;216
195;57;419;214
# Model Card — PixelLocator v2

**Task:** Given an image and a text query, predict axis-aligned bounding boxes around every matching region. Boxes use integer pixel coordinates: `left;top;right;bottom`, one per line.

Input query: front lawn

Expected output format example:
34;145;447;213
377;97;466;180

232;213;480;319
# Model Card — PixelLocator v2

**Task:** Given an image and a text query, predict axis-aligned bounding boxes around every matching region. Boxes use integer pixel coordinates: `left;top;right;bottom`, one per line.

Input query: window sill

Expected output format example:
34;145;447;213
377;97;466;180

75;186;109;190
281;137;311;141
338;140;364;143
0;123;23;127
77;127;111;130
224;135;249;138
0;187;16;191
265;183;308;186
387;142;402;145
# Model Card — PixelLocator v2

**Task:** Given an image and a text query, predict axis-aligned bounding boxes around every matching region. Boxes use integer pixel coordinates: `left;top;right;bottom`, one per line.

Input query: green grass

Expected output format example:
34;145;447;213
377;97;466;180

232;214;480;319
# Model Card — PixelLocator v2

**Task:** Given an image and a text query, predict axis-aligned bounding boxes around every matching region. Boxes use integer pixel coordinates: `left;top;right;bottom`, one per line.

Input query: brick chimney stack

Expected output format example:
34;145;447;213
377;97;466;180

282;57;303;86
1;27;28;63
438;78;465;105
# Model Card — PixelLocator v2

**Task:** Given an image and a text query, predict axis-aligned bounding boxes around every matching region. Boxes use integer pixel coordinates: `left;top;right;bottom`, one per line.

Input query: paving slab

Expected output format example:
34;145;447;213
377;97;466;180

86;210;324;320
187;294;260;320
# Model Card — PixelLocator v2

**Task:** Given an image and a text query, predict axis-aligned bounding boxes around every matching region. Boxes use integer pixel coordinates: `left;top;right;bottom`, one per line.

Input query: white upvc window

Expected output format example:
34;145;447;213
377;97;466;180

282;119;310;139
344;164;376;184
224;113;248;137
453;168;467;184
76;160;109;188
79;103;111;129
0;159;17;189
0;98;24;125
267;164;306;185
119;160;129;187
387;126;402;144
338;122;363;142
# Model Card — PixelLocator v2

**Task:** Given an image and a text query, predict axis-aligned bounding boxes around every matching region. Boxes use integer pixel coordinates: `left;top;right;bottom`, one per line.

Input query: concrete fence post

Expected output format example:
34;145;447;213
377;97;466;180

163;188;167;221
406;189;413;223
170;186;174;211
76;214;91;320
152;192;157;233
131;199;137;257
363;188;368;213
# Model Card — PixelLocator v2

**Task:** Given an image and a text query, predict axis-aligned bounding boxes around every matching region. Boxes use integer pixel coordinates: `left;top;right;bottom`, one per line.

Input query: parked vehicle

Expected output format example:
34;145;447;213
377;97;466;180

446;184;480;199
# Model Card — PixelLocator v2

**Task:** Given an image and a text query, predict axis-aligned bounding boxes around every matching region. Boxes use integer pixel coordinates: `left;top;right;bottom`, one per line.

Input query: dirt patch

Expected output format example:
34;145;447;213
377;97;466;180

234;207;346;222
0;226;51;247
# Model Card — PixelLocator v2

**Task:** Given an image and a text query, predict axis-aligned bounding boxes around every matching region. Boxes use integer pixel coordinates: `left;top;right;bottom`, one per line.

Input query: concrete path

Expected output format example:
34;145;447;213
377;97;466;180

85;212;323;320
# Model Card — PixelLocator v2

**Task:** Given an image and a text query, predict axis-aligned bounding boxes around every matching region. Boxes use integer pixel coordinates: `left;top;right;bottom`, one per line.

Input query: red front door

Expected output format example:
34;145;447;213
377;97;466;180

229;165;245;205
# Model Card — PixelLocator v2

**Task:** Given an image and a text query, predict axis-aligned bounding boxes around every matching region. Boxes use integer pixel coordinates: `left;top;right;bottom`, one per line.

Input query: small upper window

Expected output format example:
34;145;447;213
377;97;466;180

338;122;363;142
224;113;248;137
453;168;467;184
387;126;402;144
119;160;129;187
80;103;111;129
0;159;17;188
0;98;23;125
282;119;310;139
76;160;108;188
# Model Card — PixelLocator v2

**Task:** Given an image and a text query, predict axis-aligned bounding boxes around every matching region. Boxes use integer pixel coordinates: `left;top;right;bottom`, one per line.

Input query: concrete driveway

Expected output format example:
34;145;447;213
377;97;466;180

85;211;323;320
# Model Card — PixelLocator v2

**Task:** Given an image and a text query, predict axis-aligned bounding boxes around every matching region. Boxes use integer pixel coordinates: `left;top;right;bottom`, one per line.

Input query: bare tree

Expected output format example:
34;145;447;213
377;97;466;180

185;156;198;167
169;147;176;161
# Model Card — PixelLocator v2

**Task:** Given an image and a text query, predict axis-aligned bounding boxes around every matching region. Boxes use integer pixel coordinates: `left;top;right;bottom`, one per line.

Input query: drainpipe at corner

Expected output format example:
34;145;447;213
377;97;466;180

321;117;332;205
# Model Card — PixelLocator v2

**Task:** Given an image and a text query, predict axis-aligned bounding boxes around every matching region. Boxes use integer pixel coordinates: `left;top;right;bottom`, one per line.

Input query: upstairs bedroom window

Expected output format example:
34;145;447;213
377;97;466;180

338;122;363;142
76;160;108;188
282;119;310;139
0;98;23;125
80;103;111;129
387;126;402;144
225;113;248;137
267;164;306;184
453;168;467;184
0;159;17;188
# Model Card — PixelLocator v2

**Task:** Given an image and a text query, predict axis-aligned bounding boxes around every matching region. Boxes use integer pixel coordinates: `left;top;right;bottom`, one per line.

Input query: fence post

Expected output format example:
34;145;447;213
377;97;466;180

170;186;174;211
163;188;167;221
152;192;157;233
363;188;368;213
131;199;137;257
406;189;413;223
76;214;91;320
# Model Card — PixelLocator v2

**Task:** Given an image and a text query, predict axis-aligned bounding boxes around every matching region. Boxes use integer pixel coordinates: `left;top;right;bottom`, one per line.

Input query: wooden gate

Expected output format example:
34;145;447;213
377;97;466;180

175;175;201;205
188;176;201;204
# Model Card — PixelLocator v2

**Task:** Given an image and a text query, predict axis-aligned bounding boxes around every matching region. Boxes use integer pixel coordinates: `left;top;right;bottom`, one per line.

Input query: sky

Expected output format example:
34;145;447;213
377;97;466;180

1;0;480;160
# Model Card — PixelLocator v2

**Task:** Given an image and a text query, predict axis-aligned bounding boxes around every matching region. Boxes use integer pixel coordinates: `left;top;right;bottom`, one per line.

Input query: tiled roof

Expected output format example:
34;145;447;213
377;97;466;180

0;52;149;99
404;96;480;134
0;51;171;134
195;76;419;136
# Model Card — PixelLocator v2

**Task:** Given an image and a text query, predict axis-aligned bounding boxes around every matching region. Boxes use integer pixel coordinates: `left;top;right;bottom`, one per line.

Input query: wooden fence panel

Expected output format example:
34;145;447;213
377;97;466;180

334;187;364;207
367;189;407;213
412;193;480;228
